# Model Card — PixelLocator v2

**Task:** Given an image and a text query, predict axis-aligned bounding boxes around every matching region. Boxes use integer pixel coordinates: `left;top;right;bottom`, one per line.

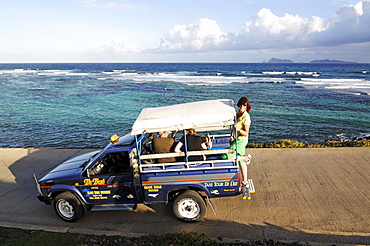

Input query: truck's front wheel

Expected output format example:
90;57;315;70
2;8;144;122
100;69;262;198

54;192;84;222
173;190;206;222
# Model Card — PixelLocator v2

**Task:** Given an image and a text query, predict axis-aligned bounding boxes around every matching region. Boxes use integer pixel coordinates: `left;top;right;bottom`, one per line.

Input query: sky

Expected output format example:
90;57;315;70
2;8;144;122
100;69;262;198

1;0;370;63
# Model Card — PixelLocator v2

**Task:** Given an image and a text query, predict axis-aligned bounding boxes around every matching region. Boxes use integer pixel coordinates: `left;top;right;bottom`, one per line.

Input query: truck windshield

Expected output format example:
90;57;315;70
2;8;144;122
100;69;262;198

80;149;104;170
118;133;136;145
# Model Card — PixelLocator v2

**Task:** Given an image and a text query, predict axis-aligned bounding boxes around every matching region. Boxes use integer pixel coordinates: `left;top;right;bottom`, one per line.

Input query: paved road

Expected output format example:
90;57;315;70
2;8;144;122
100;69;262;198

0;148;369;245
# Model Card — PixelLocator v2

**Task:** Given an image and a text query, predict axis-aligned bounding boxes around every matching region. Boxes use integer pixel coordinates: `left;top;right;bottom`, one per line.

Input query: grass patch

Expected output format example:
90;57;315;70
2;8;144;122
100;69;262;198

0;228;216;246
0;226;309;246
0;227;78;246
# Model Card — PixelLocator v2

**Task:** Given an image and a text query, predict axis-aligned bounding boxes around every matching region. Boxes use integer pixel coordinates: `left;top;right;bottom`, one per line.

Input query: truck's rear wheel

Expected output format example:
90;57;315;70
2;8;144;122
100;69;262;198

173;190;206;222
54;192;84;222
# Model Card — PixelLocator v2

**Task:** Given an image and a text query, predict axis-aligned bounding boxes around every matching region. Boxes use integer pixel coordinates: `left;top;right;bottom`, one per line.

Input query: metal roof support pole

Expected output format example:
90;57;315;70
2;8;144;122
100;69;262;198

135;135;141;164
231;114;239;165
183;129;189;163
233;124;239;161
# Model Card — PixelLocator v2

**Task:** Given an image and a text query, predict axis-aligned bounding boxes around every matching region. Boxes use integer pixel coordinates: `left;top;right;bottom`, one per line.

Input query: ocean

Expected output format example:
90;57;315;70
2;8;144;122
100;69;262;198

0;63;369;148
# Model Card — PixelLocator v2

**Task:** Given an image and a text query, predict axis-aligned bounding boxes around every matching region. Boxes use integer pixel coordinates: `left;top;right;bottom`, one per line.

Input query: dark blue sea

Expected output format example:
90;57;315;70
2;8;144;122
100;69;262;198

0;63;369;148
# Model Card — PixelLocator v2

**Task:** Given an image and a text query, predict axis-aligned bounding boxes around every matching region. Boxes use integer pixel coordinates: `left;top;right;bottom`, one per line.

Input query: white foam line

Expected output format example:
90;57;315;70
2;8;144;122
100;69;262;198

118;73;140;76
64;72;89;76
37;72;68;76
262;71;285;75
262;71;321;75
301;78;365;82
326;86;369;89
102;71;118;75
296;81;326;85
1;69;38;74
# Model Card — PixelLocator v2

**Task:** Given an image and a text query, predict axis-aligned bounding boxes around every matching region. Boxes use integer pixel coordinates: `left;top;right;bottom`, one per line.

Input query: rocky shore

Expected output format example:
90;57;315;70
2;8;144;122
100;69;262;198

248;137;370;148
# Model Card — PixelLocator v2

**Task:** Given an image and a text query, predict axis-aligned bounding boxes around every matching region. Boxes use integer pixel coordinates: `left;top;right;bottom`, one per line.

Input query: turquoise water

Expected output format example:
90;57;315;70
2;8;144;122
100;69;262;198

0;63;369;147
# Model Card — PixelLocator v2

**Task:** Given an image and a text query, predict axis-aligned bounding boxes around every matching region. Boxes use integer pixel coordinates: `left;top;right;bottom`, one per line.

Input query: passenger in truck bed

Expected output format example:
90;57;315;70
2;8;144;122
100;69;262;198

174;128;207;161
152;131;176;163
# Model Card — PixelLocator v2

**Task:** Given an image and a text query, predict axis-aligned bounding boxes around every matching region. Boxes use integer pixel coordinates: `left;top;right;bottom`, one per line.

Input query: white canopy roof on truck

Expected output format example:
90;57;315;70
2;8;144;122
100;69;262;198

131;99;236;135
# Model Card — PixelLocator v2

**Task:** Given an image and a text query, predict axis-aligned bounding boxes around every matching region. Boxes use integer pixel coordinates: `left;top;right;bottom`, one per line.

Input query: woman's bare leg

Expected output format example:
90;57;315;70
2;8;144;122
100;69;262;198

239;164;248;185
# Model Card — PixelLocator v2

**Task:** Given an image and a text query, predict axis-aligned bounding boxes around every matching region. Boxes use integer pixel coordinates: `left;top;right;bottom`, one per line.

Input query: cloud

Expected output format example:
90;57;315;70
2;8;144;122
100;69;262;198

238;8;325;49
80;0;141;10
158;18;230;52
87;38;142;56
87;0;370;60
156;0;370;53
313;0;370;45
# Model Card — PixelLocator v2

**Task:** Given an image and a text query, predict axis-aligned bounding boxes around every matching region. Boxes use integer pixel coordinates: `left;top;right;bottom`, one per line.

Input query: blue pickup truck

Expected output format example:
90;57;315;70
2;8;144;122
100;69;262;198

35;99;255;222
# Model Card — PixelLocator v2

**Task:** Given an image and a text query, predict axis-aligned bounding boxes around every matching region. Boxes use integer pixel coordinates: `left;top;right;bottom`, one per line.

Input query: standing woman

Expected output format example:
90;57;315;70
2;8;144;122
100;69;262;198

222;96;252;188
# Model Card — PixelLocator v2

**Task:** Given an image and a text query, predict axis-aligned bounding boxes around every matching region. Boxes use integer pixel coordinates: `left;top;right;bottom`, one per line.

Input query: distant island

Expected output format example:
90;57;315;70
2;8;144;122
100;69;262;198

309;59;357;64
266;58;294;63
264;58;357;64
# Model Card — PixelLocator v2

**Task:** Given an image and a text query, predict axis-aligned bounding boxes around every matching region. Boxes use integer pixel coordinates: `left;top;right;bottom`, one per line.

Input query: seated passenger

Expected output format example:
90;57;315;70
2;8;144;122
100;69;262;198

174;128;207;161
152;131;176;163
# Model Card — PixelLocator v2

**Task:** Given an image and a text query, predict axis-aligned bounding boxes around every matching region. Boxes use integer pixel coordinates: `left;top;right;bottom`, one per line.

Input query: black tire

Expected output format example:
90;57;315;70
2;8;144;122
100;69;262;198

54;192;84;222
173;190;206;222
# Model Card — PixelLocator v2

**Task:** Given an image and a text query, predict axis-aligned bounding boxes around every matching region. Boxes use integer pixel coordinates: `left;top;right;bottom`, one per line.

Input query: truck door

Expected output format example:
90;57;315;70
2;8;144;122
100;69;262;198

81;151;136;204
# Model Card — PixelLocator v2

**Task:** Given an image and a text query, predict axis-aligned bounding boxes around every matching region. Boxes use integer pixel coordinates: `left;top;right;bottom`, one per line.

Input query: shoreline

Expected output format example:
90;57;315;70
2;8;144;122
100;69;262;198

248;137;370;148
1;137;369;149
